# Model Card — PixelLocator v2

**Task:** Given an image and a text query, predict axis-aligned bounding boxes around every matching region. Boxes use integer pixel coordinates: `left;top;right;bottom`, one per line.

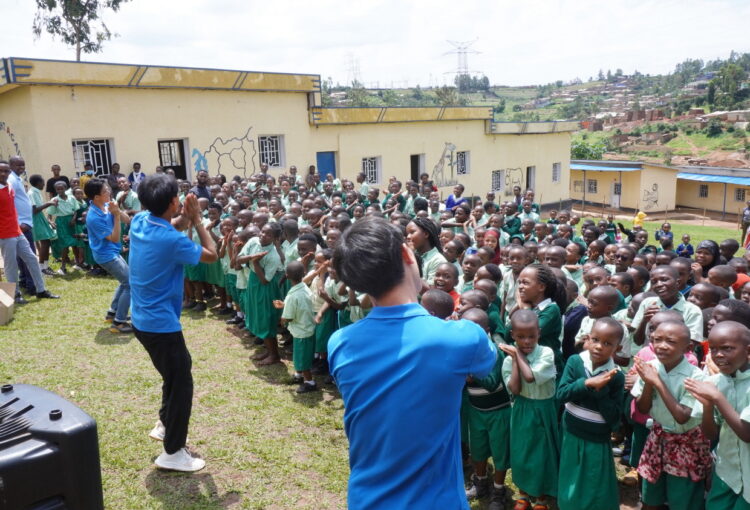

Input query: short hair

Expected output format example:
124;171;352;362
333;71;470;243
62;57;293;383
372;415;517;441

208;202;223;213
298;233;318;245
333;216;405;299
715;299;750;328
285;260;306;282
709;265;737;285
589;285;620;306
655;320;691;344
29;174;44;188
592;316;624;343
629;265;650;286
692;282;722;304
437;262;459;280
421;289;455;320
612;271;634;290
711;321;750;345
462;308;489;332
480;263;503;282
670;257;693;271
138;174;179;216
461;289;490;310
83;178;107;201
510;308;539;328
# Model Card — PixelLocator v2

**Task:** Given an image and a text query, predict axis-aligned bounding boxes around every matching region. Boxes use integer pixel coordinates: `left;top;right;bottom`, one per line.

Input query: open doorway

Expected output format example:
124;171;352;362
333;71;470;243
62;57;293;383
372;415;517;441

410;154;425;182
526;165;536;191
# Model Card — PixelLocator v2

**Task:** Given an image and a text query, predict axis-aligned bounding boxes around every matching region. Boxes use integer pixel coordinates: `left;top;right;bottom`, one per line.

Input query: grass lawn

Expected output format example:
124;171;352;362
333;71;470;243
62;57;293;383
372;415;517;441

1;273;349;510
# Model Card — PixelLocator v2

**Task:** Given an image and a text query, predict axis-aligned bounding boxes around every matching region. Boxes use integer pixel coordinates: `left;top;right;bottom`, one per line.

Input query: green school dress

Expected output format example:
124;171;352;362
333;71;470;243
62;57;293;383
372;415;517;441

48;195;78;249
241;238;283;339
28;187;56;241
556;352;624;510
311;274;338;354
533;299;564;375
502;344;560;498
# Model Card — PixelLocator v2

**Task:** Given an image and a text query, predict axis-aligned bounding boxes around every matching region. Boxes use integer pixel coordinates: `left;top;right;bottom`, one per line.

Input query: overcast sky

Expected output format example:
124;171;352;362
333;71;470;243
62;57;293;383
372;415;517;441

2;0;749;87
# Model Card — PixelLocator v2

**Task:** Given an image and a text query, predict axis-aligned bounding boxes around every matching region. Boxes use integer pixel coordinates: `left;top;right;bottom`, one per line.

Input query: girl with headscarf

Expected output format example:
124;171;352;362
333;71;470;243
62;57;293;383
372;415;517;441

691;240;720;282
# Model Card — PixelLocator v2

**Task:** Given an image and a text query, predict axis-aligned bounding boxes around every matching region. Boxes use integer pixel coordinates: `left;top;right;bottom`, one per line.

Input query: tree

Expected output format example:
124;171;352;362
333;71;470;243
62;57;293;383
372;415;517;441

33;0;130;61
571;139;606;160
718;63;747;97
597;69;605;81
707;81;716;105
493;99;506;114
435;86;460;106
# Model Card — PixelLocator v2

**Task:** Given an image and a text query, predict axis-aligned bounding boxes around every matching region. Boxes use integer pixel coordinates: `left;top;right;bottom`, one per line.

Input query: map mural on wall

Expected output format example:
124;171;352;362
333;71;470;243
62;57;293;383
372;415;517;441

192;126;257;178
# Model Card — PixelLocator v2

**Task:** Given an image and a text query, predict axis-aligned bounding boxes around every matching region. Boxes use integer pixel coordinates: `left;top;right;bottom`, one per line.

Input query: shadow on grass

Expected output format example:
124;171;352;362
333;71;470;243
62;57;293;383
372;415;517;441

144;469;241;509
94;327;134;345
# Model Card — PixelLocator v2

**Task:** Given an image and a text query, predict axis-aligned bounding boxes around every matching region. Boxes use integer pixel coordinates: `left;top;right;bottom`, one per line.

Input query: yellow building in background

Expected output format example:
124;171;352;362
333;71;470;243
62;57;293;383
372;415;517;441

0;57;577;206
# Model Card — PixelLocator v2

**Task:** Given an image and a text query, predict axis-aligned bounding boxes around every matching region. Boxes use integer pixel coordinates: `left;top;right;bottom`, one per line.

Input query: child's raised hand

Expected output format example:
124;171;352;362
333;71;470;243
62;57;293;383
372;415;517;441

624;371;637;391
643;303;661;324
300;252;314;267
585;368;619;391
250;251;268;261
684;378;720;406
272;299;285;310
313;313;323;324
635;358;660;386
498;344;518;358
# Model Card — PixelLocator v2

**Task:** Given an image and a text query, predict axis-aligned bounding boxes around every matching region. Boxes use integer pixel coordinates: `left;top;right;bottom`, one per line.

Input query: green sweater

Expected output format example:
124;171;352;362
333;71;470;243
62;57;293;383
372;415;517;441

465;350;511;411
502;215;521;236
556;354;624;443
534;300;563;374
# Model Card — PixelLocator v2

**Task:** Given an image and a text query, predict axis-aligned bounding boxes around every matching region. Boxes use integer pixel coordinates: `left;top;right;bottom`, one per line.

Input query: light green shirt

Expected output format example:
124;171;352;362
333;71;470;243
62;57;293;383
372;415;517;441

47;194;78;216
692;369;750;503
359;182;370;197
324;277;347;304
240;237;283;280
574;316;630;356
499;272;519;322
562;266;583;289
282;282;316;338
632;295;703;342
28;186;44;208
420;247;447;286
519;211;540;223
631;357;703;433
502;344;556;400
309;274;326;313
281;238;299;265
116;189;141;212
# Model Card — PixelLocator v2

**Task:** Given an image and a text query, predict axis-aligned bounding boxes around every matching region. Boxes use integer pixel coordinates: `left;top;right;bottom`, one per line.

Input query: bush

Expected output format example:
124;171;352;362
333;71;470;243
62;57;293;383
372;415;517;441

705;119;723;137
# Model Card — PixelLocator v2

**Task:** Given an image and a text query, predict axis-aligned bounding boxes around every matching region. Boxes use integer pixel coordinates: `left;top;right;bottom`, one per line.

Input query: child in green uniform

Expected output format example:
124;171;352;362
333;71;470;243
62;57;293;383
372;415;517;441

498;245;527;338
631;321;712;510
686;321;750;510
500;309;560;510
462;308;512;510
27;174;57;274
202;204;228;312
229;229;254;328
557;317;625;510
274;261;318;394
217;217;238;317
47;181;78;274
238;223;284;365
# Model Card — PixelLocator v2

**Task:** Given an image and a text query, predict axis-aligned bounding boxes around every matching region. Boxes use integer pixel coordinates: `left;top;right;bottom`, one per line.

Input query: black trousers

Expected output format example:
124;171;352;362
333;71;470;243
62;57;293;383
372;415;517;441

18;227;37;294
134;327;193;454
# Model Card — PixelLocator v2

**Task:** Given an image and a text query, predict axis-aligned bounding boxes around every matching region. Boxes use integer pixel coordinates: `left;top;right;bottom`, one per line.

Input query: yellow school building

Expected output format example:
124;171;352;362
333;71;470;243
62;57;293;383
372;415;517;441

570;160;750;217
0;57;577;206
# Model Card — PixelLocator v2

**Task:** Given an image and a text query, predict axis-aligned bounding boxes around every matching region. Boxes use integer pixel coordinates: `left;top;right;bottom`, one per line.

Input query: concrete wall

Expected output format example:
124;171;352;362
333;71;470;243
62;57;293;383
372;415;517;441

676;179;749;214
639;164;678;213
0;84;573;206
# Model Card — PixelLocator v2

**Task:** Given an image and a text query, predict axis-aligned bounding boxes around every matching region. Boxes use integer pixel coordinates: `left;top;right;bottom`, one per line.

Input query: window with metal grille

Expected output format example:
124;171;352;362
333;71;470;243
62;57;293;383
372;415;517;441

699;184;708;198
258;135;285;168
72;139;113;175
362;157;380;184
159;141;183;166
456;151;470;175
491;170;505;192
587;179;598;193
614;183;622;195
736;188;747;202
552;162;561;183
573;180;584;192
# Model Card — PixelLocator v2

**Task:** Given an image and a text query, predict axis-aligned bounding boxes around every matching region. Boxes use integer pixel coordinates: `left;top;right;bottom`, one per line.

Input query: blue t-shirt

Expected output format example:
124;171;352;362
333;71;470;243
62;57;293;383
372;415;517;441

444;194;467;211
328;303;496;510
85;202;121;264
128;212;202;333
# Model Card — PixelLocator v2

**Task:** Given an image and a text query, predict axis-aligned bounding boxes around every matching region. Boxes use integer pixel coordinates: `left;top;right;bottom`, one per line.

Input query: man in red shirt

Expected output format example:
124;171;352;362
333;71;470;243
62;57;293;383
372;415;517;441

0;161;58;304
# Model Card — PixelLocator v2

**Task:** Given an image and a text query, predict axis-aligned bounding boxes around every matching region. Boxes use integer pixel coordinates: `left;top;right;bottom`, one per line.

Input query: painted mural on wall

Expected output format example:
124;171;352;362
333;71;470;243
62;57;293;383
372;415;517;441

642;183;659;210
0;122;22;160
431;142;459;187
192;126;257;177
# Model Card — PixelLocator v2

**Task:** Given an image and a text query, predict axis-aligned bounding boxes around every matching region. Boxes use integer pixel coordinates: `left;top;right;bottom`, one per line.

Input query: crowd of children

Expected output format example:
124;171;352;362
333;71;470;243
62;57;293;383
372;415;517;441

23;163;750;509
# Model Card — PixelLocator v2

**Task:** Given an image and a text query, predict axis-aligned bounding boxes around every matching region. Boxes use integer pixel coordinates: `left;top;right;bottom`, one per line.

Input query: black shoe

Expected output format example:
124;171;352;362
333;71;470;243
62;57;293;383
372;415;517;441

225;315;243;325
109;321;134;334
253;337;264;345
36;290;59;299
296;382;319;394
14;294;28;305
183;300;197;310
311;359;329;375
287;374;304;385
324;375;335;386
217;306;234;316
42;268;55;276
192;301;207;312
487;485;508;510
105;311;116;323
465;474;490;499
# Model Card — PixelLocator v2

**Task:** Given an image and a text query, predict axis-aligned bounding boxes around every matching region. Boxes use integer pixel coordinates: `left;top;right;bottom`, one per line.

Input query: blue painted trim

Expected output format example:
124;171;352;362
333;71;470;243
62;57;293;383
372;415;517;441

5;56;321;80
134;66;149;86
317;105;491;110
14;74;30;78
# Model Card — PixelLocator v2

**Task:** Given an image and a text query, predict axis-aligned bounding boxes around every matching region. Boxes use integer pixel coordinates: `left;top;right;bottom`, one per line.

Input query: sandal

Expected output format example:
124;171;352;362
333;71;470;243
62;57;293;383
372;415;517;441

513;498;531;510
532;503;549;510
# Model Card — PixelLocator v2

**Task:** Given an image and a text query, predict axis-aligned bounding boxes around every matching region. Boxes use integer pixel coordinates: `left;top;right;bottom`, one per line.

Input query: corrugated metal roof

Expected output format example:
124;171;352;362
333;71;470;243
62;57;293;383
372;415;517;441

570;163;640;172
677;172;750;186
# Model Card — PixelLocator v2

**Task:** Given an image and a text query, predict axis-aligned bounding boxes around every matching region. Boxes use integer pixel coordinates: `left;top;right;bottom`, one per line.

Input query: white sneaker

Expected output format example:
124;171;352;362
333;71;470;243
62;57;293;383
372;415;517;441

154;447;205;472
149;420;166;441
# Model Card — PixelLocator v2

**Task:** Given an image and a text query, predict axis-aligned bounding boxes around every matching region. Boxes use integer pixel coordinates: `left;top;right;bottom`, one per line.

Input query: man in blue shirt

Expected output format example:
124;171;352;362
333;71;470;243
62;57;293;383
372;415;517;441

329;216;497;509
8;156;38;295
129;174;217;472
84;178;133;334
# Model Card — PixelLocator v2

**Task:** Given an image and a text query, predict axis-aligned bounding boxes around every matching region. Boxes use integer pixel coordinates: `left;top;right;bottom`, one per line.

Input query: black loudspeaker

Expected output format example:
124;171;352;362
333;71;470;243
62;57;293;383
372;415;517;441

0;383;104;510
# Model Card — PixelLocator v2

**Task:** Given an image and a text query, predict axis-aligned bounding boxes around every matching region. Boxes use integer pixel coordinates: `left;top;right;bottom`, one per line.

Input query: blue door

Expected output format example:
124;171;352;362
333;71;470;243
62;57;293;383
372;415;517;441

316;152;336;179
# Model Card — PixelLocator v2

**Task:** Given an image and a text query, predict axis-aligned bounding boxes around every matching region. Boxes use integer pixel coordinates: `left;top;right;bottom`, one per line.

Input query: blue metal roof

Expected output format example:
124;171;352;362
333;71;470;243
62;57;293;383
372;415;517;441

570;163;640;172
676;172;750;186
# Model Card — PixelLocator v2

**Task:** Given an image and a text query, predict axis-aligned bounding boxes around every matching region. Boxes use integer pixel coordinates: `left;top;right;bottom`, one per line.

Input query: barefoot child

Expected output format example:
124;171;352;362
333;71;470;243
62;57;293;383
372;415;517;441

556;317;624;510
631;321;712;510
501;309;560;509
274;261;318;393
686;321;750;510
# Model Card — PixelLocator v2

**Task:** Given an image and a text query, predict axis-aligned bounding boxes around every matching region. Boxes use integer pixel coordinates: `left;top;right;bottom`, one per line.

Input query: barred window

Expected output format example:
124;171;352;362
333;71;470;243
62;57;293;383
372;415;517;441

587;179;598;193
258;135;285;168
699;184;708;198
362;157;381;184
72;139;114;175
736;188;747;202
552;162;561;183
491;169;505;193
613;183;622;195
456;151;470;175
573;180;584;193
